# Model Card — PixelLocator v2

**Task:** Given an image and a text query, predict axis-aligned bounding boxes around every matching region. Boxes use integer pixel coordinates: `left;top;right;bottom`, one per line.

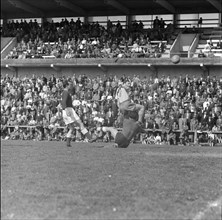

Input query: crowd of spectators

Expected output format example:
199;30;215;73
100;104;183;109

2;17;174;59
1;73;222;146
199;39;222;58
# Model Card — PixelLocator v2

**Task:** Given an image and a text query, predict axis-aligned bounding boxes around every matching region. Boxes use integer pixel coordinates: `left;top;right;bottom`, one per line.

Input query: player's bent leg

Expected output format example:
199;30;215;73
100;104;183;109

76;119;97;143
135;104;145;123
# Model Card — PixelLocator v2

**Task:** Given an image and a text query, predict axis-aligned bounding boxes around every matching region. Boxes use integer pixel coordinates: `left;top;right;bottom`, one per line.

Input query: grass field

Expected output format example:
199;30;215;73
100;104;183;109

1;140;222;220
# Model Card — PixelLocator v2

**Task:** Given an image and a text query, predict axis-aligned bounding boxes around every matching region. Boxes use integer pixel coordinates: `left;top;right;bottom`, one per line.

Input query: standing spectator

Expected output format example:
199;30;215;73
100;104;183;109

178;114;187;130
159;18;166;29
207;116;215;131
198;17;203;28
153;16;160;29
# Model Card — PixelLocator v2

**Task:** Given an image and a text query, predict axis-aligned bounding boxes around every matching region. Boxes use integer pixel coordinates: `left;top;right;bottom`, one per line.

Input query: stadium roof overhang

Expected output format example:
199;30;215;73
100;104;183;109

1;0;222;20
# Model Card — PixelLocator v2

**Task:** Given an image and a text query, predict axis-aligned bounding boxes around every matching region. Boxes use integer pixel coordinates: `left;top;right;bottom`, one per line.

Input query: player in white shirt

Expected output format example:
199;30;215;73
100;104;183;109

116;81;145;123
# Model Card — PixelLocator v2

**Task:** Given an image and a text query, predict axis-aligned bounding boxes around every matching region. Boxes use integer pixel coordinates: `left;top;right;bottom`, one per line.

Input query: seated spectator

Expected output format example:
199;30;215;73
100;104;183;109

207;131;217;146
198;50;207;58
203;41;212;55
3;17;172;60
216;39;222;49
145;133;156;144
154;132;162;144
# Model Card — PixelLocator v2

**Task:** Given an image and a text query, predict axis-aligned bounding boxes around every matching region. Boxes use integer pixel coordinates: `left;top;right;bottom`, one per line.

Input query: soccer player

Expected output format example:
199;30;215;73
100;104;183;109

61;81;95;147
116;80;145;124
98;110;145;148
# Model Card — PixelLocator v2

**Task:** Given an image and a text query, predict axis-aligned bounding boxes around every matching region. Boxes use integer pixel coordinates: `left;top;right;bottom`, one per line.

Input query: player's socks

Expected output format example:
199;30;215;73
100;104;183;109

66;137;71;147
85;132;92;140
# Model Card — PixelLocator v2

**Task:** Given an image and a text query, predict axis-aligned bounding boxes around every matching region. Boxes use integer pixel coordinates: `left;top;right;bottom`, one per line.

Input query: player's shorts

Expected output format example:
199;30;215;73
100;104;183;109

119;100;136;112
115;132;130;148
62;107;80;125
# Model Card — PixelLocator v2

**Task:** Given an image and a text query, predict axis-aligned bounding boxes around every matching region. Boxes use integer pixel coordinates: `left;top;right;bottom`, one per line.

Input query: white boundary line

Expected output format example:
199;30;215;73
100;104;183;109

193;196;222;220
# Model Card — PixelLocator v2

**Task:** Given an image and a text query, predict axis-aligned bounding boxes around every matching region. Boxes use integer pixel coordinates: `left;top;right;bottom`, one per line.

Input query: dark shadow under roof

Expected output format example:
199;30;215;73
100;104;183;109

1;0;221;20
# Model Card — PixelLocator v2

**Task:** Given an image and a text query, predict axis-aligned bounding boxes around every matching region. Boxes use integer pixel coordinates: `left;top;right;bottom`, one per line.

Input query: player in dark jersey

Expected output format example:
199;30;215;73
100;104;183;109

98;110;144;148
61;81;95;147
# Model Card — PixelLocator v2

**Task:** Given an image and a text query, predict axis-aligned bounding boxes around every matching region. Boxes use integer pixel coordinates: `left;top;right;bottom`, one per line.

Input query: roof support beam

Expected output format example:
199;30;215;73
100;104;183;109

54;0;86;16
7;0;44;17
206;0;222;12
153;0;176;13
104;0;130;15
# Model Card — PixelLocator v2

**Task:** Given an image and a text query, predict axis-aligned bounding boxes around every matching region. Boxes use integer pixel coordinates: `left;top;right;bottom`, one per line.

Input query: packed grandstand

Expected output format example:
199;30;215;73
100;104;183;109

1;18;222;59
1;73;222;145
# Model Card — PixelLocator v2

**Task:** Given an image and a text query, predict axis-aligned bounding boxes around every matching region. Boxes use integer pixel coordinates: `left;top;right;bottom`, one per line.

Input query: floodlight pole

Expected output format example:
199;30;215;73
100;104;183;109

200;63;209;78
5;64;17;75
147;64;158;78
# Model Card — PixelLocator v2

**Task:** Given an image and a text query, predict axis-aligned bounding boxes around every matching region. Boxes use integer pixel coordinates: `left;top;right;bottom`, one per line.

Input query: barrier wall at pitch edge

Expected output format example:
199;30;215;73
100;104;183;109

1;58;222;78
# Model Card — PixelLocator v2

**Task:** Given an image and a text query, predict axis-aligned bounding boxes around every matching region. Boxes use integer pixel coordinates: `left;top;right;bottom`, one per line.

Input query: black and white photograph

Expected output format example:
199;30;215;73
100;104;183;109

1;0;222;219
